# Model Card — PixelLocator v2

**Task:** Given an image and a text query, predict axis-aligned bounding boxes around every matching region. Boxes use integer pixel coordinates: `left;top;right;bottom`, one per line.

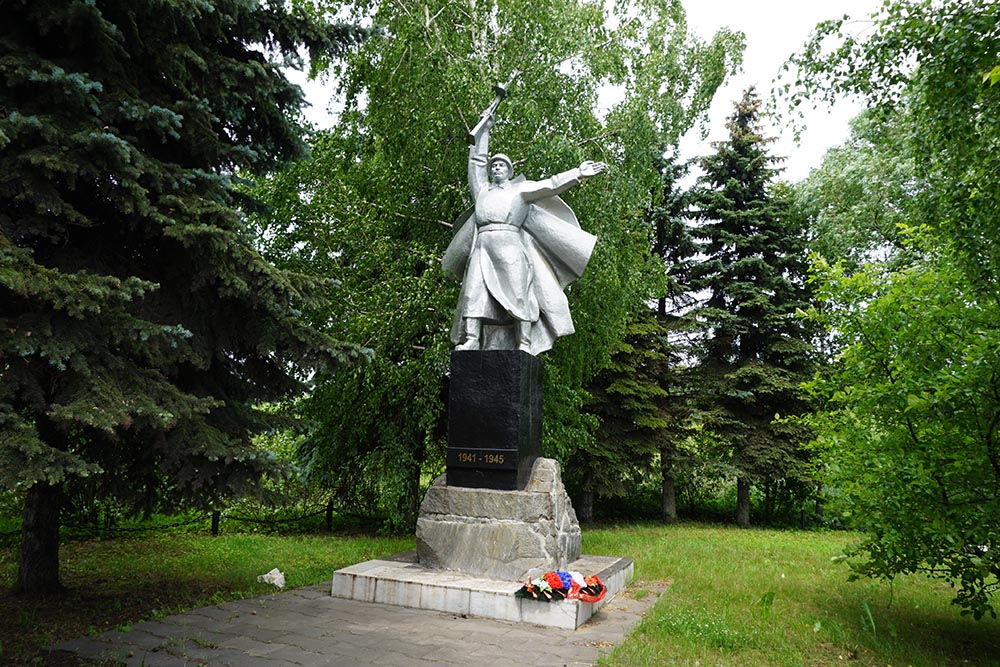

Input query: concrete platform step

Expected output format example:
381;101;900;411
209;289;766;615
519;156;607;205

331;552;633;630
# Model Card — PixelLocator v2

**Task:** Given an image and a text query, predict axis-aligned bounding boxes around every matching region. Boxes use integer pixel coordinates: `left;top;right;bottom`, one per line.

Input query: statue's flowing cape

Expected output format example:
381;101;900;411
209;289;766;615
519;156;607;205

443;194;596;355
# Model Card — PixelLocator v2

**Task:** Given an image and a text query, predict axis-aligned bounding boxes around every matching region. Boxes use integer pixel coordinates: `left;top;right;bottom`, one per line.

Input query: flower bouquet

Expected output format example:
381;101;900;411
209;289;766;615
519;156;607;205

514;570;606;603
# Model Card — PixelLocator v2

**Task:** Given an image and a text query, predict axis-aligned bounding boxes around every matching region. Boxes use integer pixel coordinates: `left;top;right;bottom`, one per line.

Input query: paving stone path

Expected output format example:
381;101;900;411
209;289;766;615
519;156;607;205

51;581;664;666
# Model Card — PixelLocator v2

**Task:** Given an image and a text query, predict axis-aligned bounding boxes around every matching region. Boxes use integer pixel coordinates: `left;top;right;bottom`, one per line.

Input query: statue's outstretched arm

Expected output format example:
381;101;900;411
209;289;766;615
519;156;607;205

579;160;608;178
520;160;608;202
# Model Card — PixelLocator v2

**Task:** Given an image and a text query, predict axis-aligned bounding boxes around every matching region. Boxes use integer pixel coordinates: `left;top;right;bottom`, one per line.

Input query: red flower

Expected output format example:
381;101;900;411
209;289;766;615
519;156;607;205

544;571;565;590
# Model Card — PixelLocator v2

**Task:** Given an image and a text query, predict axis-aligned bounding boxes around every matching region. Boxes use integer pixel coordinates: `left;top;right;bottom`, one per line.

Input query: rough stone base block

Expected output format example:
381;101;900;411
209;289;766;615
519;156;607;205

416;458;580;580
331;552;633;630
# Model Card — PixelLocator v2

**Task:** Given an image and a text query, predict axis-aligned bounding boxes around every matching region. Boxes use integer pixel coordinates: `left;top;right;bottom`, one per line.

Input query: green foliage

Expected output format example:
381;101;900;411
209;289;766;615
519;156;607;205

642;154;707;522
250;0;744;530
685;89;818;527
0;0;367;590
792;109;916;274
984;65;1000;87
581;310;672;513
785;0;1000;289
806;239;1000;619
787;0;1000;619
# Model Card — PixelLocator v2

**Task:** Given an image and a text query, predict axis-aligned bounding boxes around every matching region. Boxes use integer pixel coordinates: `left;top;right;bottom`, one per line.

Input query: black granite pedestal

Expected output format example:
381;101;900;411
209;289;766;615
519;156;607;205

446;350;542;490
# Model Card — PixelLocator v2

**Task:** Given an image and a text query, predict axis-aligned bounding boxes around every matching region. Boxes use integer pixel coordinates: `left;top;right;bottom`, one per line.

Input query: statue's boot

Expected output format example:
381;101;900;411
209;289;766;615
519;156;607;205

456;318;482;351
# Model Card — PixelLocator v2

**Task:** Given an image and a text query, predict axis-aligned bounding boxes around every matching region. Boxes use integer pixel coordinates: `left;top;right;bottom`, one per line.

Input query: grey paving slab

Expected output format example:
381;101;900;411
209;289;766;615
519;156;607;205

49;581;666;667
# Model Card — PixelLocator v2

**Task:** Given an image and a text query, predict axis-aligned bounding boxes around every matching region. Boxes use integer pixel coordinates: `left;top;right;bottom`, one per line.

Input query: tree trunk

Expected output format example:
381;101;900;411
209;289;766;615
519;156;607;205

400;456;423;531
17;482;64;595
735;476;751;528
578;469;594;524
762;480;772;523
660;449;676;523
661;474;677;523
578;489;593;524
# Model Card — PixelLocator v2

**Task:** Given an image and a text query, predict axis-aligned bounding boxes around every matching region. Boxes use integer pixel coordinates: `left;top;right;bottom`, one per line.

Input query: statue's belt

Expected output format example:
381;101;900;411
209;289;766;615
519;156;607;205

478;223;523;233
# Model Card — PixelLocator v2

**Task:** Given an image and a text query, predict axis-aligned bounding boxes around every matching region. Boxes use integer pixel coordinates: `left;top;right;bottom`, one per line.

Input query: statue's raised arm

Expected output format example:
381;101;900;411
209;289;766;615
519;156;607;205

443;85;607;356
468;70;519;145
467;114;492;201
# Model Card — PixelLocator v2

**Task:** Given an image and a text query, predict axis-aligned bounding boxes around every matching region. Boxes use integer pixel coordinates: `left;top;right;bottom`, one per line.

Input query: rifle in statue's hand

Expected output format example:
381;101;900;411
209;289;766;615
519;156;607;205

468;70;520;144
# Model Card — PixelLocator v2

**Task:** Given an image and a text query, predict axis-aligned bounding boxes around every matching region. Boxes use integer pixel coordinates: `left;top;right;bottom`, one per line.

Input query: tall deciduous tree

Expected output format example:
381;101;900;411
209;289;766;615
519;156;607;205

251;0;744;529
0;0;365;594
687;89;816;528
787;0;1000;618
807;240;1000;619
786;0;1000;286
792;109;914;274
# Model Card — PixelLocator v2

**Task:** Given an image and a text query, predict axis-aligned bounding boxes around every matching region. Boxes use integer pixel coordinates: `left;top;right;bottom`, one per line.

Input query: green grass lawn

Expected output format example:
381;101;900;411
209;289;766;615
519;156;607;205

1;523;997;666
586;524;1000;667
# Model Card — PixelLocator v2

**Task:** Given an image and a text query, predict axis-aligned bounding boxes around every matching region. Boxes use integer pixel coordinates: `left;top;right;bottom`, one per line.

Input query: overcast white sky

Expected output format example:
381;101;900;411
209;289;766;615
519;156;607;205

680;0;882;181
293;0;882;183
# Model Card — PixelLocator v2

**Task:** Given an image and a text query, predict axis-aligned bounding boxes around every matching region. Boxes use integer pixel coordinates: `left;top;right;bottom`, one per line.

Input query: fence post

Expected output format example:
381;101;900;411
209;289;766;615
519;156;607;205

326;500;334;532
211;510;220;536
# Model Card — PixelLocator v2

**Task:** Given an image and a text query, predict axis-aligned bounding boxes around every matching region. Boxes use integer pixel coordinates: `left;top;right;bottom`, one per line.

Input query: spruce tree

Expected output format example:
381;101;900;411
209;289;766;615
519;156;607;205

649;155;699;523
687;89;816;527
582;310;670;522
0;0;365;594
581;155;699;523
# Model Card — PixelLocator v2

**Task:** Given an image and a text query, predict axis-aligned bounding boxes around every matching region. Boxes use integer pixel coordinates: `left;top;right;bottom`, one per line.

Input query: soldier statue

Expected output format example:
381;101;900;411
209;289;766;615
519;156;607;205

443;89;607;355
